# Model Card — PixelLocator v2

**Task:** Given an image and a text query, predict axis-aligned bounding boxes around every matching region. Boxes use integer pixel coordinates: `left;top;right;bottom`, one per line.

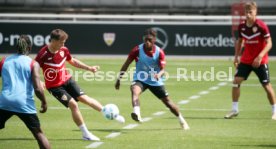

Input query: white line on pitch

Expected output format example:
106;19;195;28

178;100;190;105
198;91;209;95
189;95;200;100
123;124;139;129
218;82;228;86
105;132;121;138
226;83;276;87
86;142;104;148
209;86;219;90
49;106;90;110
142;117;152;122
152;111;166;116
180;108;230;111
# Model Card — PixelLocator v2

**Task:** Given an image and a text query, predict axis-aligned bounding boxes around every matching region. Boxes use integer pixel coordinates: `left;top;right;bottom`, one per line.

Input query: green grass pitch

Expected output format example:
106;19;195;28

1;57;276;149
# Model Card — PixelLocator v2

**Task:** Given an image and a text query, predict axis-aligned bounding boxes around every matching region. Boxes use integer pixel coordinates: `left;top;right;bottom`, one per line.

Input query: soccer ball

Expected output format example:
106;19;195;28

102;104;119;120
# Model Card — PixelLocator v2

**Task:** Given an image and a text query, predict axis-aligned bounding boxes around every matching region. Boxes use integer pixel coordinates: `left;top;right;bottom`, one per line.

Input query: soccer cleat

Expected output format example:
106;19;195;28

114;115;125;123
272;113;276;120
180;121;190;130
224;111;239;119
82;132;100;141
131;112;143;122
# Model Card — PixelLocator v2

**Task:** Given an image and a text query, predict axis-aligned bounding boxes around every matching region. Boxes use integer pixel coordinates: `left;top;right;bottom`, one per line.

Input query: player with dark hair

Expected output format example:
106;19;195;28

35;29;125;141
115;28;190;130
225;1;276;120
0;35;51;149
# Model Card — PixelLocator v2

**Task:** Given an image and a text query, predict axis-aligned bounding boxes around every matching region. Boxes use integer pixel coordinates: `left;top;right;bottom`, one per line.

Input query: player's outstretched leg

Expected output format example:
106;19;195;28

161;97;189;130
30;127;51;149
78;95;125;123
68;99;100;141
262;83;276;120
225;78;243;119
79;124;100;141
130;85;143;122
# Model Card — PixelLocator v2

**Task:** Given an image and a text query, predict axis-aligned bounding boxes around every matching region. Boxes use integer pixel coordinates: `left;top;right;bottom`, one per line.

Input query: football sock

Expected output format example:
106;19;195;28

272;104;276;114
232;101;239;112
178;114;185;124
133;106;141;115
79;124;90;135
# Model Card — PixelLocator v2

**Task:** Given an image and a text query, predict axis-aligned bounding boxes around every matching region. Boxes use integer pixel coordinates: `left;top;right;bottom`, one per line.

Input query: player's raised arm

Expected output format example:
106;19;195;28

68;57;100;73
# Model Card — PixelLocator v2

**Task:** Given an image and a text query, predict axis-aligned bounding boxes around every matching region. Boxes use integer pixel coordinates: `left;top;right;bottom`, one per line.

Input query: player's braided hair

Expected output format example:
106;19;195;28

16;35;32;55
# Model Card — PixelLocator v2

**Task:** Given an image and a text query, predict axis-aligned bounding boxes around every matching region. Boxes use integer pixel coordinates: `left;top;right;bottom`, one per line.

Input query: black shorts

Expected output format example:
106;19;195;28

0;109;40;131
235;63;270;84
48;78;85;107
132;80;169;99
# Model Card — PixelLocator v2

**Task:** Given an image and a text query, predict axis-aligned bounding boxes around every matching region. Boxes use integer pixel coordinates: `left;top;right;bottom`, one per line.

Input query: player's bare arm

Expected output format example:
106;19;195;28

68;58;100;73
115;58;133;90
234;38;243;68
32;62;47;113
154;69;165;81
252;37;272;68
155;55;166;80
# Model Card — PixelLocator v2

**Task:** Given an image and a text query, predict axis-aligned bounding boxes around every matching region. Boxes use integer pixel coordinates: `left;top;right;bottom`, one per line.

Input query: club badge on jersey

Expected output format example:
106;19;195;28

252;26;257;33
60;51;64;57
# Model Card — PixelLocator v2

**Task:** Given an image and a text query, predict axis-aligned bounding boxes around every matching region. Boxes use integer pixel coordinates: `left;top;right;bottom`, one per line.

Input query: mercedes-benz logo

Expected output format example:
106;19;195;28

151;27;168;50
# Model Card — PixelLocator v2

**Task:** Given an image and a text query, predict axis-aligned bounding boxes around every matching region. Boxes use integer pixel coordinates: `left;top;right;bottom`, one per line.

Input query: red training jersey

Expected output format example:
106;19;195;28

239;19;270;65
127;44;166;69
35;45;72;89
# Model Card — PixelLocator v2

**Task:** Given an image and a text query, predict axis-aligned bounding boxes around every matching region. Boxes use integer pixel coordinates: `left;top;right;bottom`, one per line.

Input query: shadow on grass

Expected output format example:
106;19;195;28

72;127;181;133
0;137;83;141
164;116;223;120
233;144;276;148
72;128;122;132
165;116;269;120
0;138;34;141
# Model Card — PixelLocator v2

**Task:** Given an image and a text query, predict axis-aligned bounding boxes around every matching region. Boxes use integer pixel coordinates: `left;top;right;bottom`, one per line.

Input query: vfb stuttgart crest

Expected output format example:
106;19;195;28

252;26;258;33
59;51;64;57
103;33;116;46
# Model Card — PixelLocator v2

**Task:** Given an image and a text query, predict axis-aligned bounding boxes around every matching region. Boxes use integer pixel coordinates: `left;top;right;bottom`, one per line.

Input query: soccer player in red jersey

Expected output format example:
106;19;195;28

225;1;276;120
35;29;125;141
115;29;189;130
